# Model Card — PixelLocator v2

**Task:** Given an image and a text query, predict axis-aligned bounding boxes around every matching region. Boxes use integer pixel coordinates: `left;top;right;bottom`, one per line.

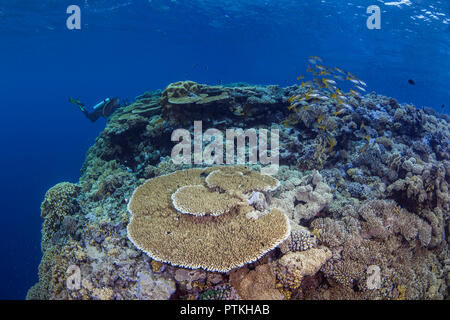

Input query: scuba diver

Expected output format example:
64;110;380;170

69;97;121;122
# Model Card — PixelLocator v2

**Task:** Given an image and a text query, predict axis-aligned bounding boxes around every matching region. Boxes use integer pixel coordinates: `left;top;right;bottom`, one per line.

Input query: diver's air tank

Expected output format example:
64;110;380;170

92;98;111;110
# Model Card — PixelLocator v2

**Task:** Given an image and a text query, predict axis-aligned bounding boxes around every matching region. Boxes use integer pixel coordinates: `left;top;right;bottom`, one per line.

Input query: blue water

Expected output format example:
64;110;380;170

0;0;448;299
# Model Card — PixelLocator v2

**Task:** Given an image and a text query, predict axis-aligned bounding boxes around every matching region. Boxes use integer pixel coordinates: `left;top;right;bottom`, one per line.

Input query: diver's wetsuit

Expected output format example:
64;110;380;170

71;97;120;122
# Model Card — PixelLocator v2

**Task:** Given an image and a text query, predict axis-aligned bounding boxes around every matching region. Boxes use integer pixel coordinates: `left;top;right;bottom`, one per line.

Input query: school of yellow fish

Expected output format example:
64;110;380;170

284;56;368;130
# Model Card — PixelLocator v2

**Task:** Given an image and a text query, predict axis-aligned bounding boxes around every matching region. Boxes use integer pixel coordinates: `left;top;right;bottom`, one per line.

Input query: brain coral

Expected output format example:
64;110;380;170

127;166;290;272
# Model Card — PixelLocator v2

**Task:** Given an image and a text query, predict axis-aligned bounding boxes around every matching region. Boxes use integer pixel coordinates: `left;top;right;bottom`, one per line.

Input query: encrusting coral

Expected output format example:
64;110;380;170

161;81;231;124
274;247;332;290
293;170;332;221
127;166;290;272
229;264;283;300
270;170;332;223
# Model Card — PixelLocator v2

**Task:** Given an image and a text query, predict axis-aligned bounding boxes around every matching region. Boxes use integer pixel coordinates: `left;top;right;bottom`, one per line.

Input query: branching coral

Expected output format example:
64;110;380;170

310;199;445;299
269;170;332;224
286;229;317;252
40;182;80;250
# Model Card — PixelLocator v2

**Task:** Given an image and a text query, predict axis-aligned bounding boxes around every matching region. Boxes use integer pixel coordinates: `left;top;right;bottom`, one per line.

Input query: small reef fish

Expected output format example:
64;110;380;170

333;109;346;116
350;88;361;97
305;93;321;100
318;70;331;76
334;66;346;74
322;78;337;85
316;65;327;71
347;77;361;85
288;58;368;128
288;95;299;103
308;56;323;64
358;79;367;87
354;85;366;92
316;95;329;101
339;103;354;111
288;102;300;111
317;115;324;124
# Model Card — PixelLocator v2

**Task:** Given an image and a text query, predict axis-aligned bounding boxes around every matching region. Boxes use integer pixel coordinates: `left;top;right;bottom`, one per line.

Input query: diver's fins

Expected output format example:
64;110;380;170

69;97;87;113
69;97;85;107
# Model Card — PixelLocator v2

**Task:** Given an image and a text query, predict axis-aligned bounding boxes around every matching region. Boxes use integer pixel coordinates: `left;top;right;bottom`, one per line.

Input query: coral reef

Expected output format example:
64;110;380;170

28;80;449;300
127;166;290;272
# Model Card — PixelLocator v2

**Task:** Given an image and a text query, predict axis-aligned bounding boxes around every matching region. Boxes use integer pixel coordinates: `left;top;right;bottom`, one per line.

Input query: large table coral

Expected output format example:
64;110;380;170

127;166;290;272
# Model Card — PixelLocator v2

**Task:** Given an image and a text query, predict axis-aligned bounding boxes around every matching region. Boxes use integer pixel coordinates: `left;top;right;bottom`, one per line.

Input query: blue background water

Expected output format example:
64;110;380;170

0;0;448;299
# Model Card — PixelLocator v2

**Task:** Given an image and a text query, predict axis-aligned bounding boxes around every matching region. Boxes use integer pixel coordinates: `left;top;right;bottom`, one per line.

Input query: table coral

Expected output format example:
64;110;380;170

171;185;242;216
127;166;290;272
161;81;230;124
205;167;280;193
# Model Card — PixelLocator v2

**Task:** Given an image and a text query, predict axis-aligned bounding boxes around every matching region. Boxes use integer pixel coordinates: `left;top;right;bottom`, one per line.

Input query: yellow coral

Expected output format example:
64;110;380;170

396;284;406;300
311;228;322;240
151;260;163;273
